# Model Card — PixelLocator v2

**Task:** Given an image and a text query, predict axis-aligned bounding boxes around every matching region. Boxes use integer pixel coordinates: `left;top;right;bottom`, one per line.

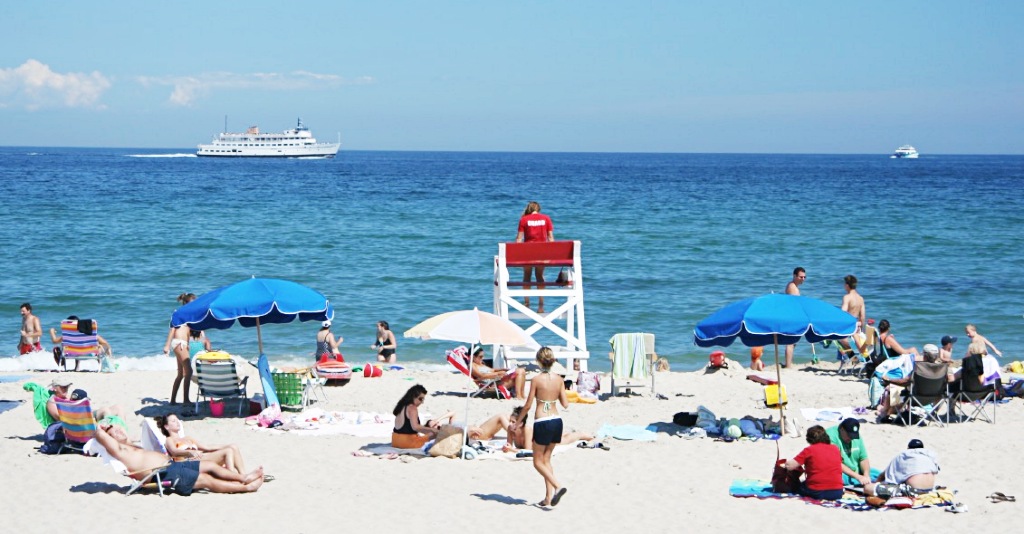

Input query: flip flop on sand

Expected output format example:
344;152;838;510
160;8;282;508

551;487;568;506
263;475;276;482
946;502;969;513
989;492;1016;503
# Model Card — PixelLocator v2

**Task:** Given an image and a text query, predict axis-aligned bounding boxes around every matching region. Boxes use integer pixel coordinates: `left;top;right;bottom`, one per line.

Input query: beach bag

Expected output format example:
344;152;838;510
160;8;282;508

429;425;465;458
576;371;600;396
39;422;65;455
673;412;698;427
868;376;884;408
771;443;801;494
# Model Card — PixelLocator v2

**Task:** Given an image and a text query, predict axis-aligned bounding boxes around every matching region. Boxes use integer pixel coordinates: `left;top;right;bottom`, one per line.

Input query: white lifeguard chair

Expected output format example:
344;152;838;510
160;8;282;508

493;240;590;371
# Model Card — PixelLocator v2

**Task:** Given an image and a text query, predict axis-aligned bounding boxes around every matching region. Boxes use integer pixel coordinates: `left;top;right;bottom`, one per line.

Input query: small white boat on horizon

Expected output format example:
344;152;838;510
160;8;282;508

890;145;919;159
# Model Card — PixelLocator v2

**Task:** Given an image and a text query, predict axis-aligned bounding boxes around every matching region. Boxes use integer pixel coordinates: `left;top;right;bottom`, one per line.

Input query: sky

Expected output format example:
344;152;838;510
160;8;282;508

1;1;1022;154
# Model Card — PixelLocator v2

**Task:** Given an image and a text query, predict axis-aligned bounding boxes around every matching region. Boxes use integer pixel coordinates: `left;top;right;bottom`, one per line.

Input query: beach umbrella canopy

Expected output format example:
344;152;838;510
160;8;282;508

404;308;537;348
171;277;333;355
404;308;537;459
693;294;857;431
693;294;857;348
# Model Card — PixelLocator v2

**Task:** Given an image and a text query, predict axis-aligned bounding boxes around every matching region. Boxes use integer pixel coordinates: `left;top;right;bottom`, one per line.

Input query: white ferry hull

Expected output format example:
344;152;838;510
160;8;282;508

196;118;340;158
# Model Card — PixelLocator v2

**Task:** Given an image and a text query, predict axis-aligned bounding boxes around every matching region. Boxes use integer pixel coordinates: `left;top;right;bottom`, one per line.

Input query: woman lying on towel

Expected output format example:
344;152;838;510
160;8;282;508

475;406;593;453
391;384;455;449
156;414;246;475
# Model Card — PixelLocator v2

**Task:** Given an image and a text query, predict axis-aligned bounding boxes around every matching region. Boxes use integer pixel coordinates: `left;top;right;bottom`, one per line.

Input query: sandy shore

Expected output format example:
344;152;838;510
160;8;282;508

1;358;1018;531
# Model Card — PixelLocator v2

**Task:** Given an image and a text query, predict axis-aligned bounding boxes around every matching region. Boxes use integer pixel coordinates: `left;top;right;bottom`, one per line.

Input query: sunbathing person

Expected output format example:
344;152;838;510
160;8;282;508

94;424;263;495
501;406;594;452
865;439;940;499
391;384;455;449
469;347;526;400
156;414;245;475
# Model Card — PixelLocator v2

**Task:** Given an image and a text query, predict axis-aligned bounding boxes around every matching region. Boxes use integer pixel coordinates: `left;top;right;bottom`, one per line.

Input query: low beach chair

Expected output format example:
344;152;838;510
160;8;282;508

53;396;97;454
58;319;102;371
194;359;249;416
140;418;185;454
445;346;511;399
83;439;175;496
609;333;656;396
904;361;950;427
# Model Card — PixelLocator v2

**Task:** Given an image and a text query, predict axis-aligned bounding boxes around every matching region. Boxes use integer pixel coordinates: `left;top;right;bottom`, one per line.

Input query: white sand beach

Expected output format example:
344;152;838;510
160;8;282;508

1;360;1019;531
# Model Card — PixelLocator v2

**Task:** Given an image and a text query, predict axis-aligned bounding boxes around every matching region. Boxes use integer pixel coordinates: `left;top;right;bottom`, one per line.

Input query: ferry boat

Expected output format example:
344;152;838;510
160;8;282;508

890;145;919;159
197;118;340;158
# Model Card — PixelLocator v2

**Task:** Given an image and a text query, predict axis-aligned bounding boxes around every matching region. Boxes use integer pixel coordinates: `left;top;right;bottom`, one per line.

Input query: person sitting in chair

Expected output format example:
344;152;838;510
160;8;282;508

46;379;125;430
865;439;939;499
156;414;246;475
49;315;112;371
470;347;526;400
94;424;264;495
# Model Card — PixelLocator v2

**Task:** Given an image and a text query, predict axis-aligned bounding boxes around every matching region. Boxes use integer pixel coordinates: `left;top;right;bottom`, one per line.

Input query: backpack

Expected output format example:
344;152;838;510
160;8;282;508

39;422;65;454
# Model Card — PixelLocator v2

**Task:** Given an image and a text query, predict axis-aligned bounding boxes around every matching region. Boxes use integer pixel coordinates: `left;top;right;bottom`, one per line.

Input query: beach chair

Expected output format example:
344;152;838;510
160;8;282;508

903;361;950;427
140;418;184;455
445;346;511;399
83;439;176;496
952;355;997;424
52;396;97;454
194;359;249;416
58;319;102;371
609;333;656;396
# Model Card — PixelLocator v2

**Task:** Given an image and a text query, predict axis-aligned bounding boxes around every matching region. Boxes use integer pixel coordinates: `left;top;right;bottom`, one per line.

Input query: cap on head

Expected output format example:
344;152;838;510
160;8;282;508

49;378;73;388
321;320;332;329
71;389;88;401
908;439;924;449
940;335;958;346
839;417;860;439
922;344;940;361
867;318;875;325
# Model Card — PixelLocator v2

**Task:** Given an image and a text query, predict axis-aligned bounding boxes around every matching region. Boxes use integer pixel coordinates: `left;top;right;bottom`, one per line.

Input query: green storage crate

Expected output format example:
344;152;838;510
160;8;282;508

272;372;305;408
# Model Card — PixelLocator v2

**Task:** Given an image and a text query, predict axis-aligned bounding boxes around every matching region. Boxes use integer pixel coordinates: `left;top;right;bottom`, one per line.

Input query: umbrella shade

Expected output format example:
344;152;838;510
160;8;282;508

403;308;536;347
171;278;333;330
693;294;857;348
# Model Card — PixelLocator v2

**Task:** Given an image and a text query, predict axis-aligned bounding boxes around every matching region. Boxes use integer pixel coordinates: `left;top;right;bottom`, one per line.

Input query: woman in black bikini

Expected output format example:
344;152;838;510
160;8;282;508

513;347;569;507
373;321;398;363
391;384;454;449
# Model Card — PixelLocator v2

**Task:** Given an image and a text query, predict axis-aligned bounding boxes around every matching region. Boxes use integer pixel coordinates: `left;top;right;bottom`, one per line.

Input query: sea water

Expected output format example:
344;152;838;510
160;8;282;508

1;148;1022;372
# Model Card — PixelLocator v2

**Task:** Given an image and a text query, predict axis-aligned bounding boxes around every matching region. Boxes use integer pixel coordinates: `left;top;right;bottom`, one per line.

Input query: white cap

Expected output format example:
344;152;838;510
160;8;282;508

321;320;332;328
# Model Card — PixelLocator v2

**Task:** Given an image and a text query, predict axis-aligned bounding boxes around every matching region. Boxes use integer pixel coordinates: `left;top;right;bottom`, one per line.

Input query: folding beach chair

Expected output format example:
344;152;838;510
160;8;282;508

445;346;511;399
609;333;656;396
903;361;950;427
952;354;997;424
83;439;176;496
53;396;97;454
58;319;102;371
194;359;249;416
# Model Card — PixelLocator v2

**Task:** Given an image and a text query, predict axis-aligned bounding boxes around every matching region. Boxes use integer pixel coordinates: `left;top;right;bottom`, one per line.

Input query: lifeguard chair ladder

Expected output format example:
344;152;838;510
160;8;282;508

493;240;589;371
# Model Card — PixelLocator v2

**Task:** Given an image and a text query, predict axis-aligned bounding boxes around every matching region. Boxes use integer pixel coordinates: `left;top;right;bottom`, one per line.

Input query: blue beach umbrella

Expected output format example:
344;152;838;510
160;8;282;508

171;277;333;356
693;294;857;428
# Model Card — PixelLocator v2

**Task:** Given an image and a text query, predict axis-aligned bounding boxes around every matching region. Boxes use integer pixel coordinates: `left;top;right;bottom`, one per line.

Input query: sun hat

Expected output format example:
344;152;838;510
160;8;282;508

941;335;958;346
49;378;72;388
321;320;332;328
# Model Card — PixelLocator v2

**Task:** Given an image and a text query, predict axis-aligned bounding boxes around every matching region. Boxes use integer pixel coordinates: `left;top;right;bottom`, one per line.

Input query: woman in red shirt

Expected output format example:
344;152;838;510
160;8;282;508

786;425;844;500
516;201;554;313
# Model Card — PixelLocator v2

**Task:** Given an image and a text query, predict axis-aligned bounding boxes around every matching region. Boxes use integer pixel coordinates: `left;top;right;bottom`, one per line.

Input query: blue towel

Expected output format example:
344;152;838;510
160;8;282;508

257;354;280;408
596;423;658;441
729;479;776;498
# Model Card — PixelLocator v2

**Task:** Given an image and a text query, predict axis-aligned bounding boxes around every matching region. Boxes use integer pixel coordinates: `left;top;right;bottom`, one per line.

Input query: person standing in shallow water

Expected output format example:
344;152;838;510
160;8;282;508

19;302;42;354
513;346;569;508
784;267;805;368
516;201;554;313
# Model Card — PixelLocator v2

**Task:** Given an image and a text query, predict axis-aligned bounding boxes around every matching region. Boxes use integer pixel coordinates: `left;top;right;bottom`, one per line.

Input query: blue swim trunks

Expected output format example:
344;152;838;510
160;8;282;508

166;460;200;496
533;416;563;446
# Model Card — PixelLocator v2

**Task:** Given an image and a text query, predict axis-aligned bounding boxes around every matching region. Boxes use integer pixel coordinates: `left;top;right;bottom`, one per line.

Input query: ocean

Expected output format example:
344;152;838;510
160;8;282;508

1;148;1022;373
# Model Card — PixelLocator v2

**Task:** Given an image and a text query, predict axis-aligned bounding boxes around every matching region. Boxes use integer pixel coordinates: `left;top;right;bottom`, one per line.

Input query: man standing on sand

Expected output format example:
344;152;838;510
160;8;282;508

784;267;805;368
838;275;866;354
19;302;42;354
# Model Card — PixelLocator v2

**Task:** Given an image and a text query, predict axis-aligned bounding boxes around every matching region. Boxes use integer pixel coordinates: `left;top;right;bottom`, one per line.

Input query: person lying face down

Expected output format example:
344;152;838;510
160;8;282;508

94;424;264;496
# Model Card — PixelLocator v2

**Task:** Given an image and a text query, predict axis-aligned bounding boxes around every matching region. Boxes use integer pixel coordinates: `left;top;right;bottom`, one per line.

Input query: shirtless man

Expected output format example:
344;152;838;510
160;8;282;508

784;267;805;368
964;323;1002;358
19;303;42;354
93;424;263;495
838;275;866;354
470;347;527;400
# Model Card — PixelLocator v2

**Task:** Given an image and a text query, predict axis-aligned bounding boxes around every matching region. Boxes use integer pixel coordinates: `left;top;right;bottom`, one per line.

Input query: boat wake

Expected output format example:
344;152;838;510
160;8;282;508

126;153;197;158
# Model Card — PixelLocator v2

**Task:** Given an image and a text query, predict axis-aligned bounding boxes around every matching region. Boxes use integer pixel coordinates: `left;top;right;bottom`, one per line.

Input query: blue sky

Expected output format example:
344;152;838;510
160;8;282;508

2;1;1021;153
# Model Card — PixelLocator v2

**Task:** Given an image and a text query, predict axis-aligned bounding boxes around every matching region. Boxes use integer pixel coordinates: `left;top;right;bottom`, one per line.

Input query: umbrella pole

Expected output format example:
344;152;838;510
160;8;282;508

774;334;786;435
256;317;264;356
462;343;474;460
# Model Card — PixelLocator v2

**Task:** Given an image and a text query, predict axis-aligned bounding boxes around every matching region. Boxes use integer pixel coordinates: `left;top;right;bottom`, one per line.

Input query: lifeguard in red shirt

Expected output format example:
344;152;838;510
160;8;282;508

516;201;554;313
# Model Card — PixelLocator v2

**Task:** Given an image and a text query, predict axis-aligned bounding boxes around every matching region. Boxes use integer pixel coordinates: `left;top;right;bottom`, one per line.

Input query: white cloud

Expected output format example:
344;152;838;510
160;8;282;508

136;71;374;107
0;59;111;110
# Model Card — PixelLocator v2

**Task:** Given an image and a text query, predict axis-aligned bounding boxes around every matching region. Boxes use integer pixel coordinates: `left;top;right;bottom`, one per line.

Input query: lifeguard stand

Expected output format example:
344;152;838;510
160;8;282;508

493;240;589;371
